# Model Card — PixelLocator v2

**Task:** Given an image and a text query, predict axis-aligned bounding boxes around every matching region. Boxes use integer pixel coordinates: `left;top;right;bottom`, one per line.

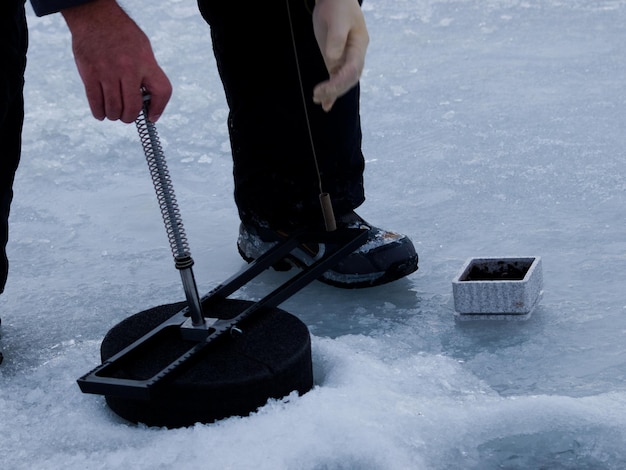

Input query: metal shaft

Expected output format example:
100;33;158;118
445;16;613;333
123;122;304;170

176;256;205;327
136;95;205;327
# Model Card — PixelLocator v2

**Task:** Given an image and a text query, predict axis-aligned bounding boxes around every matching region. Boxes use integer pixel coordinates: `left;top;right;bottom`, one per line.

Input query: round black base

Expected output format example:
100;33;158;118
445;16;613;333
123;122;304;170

100;299;313;428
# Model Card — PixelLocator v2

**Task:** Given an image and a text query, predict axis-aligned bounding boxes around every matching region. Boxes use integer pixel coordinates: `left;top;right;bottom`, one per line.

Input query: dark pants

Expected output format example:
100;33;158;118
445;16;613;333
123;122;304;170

197;0;365;230
0;0;28;294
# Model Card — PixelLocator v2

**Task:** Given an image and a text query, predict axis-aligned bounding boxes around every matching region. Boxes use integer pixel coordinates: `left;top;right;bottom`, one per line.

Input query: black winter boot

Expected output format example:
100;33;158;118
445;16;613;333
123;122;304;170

237;212;418;288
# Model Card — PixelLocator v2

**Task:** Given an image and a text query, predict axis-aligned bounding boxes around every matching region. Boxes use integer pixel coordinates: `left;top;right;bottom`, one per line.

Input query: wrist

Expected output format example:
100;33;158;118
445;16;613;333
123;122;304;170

62;0;124;32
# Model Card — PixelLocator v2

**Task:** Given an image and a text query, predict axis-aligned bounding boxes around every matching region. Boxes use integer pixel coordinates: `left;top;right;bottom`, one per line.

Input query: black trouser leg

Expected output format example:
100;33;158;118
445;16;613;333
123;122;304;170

0;0;28;294
197;0;365;230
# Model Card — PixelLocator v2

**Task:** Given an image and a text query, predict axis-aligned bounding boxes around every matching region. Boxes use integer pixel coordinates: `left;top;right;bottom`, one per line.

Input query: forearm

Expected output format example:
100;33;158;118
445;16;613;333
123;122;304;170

61;0;129;37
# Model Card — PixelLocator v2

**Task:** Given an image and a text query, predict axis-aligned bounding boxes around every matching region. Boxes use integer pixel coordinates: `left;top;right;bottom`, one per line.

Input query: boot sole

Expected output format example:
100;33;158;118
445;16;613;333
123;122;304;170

238;244;418;289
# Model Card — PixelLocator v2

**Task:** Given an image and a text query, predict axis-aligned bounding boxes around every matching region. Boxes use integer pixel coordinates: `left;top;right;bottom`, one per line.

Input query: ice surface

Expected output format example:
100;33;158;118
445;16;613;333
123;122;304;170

2;1;626;468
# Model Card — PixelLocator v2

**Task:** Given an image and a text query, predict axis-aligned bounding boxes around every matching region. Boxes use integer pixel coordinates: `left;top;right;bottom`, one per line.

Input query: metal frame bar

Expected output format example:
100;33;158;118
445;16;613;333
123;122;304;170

77;228;368;399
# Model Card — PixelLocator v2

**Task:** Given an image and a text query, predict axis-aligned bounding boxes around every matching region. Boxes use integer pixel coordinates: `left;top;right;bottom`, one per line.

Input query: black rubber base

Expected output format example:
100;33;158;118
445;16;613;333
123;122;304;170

100;299;313;428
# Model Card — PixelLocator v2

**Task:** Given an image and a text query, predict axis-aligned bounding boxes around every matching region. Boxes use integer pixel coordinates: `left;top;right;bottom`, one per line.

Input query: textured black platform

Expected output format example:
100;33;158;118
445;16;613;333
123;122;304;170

100;299;313;428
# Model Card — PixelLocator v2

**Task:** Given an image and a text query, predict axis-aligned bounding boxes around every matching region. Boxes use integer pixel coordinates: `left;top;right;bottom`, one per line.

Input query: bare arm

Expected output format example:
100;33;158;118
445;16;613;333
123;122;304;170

311;0;369;112
61;0;172;122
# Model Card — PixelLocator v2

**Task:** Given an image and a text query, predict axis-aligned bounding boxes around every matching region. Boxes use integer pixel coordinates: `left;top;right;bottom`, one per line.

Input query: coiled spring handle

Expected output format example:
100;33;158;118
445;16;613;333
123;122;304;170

135;94;205;328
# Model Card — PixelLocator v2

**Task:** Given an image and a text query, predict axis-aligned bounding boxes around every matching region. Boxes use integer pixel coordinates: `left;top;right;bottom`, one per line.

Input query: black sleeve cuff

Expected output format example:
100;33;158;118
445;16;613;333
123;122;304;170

30;0;96;17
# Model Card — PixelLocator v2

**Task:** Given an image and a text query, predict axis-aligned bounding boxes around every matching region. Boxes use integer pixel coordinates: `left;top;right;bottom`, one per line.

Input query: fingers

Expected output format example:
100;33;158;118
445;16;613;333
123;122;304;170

312;34;368;111
313;71;350;112
81;76;141;124
142;73;172;123
78;59;171;124
82;79;106;121
313;54;362;111
115;65;172;123
118;82;144;124
82;79;170;124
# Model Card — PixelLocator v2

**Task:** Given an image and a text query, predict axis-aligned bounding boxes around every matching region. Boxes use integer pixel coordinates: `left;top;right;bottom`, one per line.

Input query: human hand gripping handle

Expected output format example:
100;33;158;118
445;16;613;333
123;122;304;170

61;0;172;123
311;0;369;112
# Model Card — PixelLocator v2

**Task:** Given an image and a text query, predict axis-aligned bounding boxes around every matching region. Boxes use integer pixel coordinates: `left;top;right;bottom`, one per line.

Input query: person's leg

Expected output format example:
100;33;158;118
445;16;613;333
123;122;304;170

1;0;27;294
1;0;28;363
197;0;365;230
197;0;418;287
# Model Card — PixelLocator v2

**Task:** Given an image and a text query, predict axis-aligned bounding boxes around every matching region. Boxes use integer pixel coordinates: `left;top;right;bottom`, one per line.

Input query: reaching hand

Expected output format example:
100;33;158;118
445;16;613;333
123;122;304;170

62;0;172;123
311;0;369;112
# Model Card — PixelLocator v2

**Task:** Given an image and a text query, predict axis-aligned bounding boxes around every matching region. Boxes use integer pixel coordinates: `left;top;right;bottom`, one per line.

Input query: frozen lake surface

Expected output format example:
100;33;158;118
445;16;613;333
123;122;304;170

1;0;626;468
